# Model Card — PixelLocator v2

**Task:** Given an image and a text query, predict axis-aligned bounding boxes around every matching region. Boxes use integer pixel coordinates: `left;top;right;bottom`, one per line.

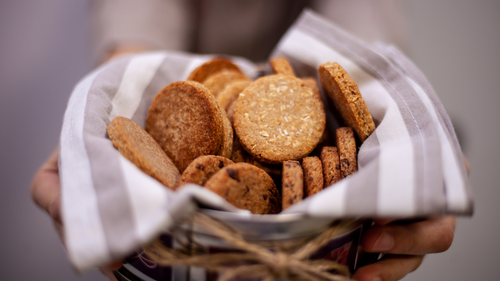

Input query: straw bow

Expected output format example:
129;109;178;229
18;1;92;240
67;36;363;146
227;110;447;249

145;213;355;281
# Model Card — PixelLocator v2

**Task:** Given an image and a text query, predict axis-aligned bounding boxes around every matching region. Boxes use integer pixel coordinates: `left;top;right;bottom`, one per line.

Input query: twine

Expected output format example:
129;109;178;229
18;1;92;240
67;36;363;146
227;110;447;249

145;213;355;281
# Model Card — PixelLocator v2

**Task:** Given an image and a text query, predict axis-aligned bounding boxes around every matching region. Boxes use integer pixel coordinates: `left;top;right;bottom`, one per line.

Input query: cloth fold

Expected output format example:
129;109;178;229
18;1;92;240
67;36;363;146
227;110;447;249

59;10;472;271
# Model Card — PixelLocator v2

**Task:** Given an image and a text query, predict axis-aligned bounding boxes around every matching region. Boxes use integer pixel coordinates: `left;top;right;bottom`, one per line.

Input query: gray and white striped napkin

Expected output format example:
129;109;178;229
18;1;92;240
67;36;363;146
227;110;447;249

59;10;472;271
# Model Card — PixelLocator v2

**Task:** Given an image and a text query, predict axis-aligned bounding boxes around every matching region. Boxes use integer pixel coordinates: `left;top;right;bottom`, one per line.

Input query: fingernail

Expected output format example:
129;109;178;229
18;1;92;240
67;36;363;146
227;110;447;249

372;231;394;251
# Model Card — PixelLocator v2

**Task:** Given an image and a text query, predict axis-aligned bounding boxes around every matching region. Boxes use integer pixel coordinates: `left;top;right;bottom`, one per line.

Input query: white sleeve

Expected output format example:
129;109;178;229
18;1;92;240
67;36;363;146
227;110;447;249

89;0;194;63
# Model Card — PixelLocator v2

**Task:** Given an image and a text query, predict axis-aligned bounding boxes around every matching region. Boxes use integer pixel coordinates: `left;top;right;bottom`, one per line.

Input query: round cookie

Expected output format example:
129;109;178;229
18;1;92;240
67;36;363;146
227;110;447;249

217;80;251;111
320;146;341;186
202;69;250;98
146;81;224;172
318;62;376;142
270;57;296;76
281;160;303;210
233;74;326;164
187;58;244;83
231;136;282;178
176;155;234;189
336;127;358;178
107;116;180;190
204;163;281;214
302;156;324;198
216;111;233;159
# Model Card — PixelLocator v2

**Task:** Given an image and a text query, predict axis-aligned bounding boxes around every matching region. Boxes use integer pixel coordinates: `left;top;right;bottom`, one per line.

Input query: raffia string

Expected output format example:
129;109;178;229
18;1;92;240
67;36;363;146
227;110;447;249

144;213;356;281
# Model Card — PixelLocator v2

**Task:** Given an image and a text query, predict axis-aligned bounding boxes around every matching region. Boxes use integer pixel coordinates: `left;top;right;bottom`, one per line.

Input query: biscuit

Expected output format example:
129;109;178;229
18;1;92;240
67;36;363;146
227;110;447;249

146;81;224;172
203;69;250;98
281;160;303;210
336;127;357;178
233;74;326;164
176;155;234;189
270;57;296;76
204;163;281;214
217;111;233;159
187;58;244;83
231;137;282;178
318;62;375;142
320;146;341;186
302;156;324;197
107;116;180;190
217;80;251;111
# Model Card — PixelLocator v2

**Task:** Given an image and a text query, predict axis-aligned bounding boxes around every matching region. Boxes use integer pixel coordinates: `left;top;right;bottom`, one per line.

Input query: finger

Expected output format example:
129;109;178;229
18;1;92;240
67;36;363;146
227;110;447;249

362;216;456;255
352;255;424;281
98;267;119;281
30;148;62;224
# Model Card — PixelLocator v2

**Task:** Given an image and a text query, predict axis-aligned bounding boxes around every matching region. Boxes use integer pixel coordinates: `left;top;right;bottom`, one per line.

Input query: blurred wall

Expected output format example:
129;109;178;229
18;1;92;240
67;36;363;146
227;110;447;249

0;0;498;280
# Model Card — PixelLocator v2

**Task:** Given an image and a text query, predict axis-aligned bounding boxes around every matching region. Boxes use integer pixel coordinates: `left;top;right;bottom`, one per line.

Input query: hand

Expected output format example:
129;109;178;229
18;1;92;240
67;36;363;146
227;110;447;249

352;216;456;281
31;148;123;280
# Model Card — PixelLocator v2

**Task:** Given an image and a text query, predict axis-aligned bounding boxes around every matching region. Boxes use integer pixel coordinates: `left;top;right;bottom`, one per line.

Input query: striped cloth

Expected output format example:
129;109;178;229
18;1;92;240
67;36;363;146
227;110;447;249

59;10;472;271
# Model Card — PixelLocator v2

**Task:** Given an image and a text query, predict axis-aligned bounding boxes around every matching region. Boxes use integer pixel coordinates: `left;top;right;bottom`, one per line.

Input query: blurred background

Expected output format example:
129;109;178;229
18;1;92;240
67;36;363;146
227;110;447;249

0;0;498;280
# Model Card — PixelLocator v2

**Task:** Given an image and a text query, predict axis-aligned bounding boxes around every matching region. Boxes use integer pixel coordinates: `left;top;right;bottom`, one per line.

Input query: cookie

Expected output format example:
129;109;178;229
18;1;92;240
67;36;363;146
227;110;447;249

320;146;341;186
176;155;234;189
187;58;244;83
203;69;250;98
107;116;180;190
204;163;281;214
231;136;282;178
318;62;375;142
281;160;303;210
146;81;224;172
336;127;357;178
302;156;324;197
217;80;251;111
270;57;296;76
233;74;326;164
217;111;233;159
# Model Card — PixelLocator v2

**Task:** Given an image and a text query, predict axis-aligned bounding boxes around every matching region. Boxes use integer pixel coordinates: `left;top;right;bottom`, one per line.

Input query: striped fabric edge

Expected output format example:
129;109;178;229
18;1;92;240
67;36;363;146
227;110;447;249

279;10;467;216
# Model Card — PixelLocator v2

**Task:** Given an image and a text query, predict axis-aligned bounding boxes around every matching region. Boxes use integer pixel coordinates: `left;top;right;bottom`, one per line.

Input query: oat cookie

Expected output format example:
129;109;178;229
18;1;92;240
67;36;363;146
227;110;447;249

146;81;224;172
187;58;244;83
217;80;251;111
320;146;341;186
336;127;357;178
107;116;180;190
270;57;296;76
233;74;326;164
302;156;324;197
281;160;303;210
318;62;375;142
176;155;234;189
204;163;281;214
203;69;250;98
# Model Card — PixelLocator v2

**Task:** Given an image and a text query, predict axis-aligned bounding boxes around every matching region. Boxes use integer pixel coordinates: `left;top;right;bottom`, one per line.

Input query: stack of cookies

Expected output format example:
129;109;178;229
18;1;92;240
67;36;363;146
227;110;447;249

107;57;375;214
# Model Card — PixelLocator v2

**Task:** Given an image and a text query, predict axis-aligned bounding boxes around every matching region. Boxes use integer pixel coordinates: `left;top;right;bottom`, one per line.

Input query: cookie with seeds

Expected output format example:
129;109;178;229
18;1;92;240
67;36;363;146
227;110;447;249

233;74;326;164
320;146;341;186
336;127;357;178
217;80;251;111
281;160;303;210
270;57;296;76
204;163;281;214
302;156;324;197
176;155;234;189
107;116;180;190
146;81;224;172
318;62;376;142
203;69;250;98
187;58;244;83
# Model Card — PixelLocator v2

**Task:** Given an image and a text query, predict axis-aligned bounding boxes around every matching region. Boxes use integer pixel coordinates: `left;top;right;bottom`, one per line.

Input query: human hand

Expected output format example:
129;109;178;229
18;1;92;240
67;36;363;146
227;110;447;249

30;148;123;281
352;216;456;281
